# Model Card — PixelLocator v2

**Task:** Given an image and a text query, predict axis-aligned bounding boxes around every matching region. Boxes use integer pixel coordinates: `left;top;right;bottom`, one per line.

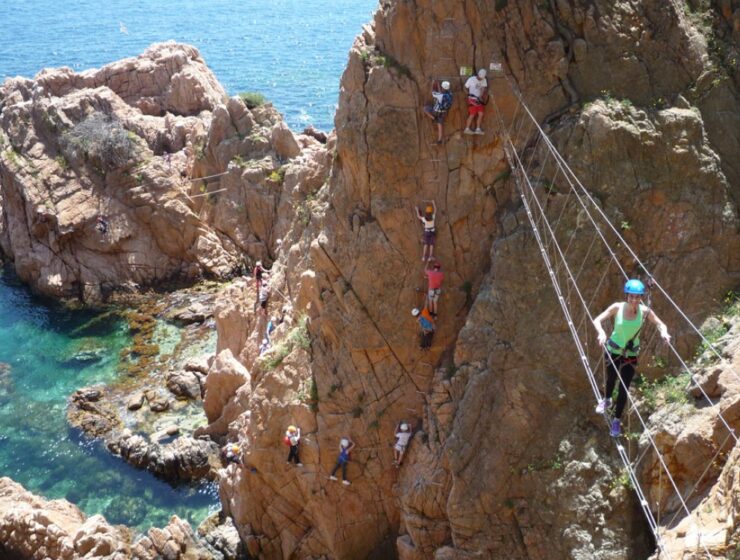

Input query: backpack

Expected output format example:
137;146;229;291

437;92;452;112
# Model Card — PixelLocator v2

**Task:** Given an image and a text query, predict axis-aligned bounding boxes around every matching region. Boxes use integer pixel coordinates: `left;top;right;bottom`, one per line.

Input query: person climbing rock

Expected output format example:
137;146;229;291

253;260;266;289
463;69;488;135
95;216;108;234
393;422;412;467
222;442;241;464
423;80;453;144
266;316;277;342
329;437;355;485
412;306;435;349
424;260;444;317
258;276;271;316
285;425;303;467
416;201;437;262
592;279;671;437
258;338;270;356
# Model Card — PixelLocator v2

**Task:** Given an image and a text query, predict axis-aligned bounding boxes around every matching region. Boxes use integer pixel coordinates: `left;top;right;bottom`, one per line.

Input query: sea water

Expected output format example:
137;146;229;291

0;268;219;531
0;0;378;131
0;0;376;532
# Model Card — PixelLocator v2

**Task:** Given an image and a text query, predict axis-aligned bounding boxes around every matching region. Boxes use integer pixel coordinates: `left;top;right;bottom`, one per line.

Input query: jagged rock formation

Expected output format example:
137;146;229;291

0;42;326;302
208;1;740;559
2;1;740;560
0;477;223;559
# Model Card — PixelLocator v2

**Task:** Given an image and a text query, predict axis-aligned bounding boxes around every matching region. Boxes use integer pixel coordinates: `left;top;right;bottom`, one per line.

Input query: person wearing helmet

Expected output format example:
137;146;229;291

285;425;303;467
329;436;355;485
413;306;436;349
222;442;241;464
253;260;266;289
423;79;453;144
592;279;671;437
424;259;444;316
416;200;437;262
258;276;271;317
463;68;488;135
393;421;413;467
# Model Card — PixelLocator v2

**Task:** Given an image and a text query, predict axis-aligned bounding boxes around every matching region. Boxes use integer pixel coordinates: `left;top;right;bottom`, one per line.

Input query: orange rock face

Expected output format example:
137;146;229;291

0;42;328;302
210;1;740;559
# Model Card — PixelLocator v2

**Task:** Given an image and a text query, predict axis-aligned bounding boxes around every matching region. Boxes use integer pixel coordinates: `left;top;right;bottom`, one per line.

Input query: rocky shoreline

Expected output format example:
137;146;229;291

67;281;224;482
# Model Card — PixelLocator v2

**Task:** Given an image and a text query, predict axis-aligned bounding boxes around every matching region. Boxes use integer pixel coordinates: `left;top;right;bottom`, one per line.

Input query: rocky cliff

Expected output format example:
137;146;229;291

0;42;326;302
2;1;740;560
211;1;740;559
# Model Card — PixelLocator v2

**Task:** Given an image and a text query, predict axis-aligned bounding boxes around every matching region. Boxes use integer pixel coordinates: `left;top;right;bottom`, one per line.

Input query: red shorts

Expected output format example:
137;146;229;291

467;100;484;116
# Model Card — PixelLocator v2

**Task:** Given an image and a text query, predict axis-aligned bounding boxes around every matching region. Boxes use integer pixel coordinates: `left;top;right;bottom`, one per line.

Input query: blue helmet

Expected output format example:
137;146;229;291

624;279;645;295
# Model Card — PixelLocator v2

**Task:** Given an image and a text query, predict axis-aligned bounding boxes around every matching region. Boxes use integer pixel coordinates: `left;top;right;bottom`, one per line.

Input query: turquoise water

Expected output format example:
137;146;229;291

0;0;377;131
0;267;218;531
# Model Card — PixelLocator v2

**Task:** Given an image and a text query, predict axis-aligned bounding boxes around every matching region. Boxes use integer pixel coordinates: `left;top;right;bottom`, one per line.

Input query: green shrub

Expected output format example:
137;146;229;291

260;315;311;370
269;166;286;185
239;91;266;109
60;112;135;170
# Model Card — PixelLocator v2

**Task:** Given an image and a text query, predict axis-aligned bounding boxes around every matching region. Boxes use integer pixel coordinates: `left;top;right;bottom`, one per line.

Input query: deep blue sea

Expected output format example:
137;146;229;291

0;0;378;131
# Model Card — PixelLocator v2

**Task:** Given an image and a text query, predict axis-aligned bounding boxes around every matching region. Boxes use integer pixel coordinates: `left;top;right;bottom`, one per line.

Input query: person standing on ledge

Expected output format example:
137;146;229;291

592;279;671;437
463;68;488;135
423;80;453;144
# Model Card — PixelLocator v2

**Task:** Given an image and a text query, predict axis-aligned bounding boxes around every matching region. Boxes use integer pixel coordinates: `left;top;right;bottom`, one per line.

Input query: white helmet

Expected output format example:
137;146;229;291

400;423;409;431
441;81;451;91
340;438;349;448
411;308;420;317
256;260;262;267
261;338;268;345
477;68;487;79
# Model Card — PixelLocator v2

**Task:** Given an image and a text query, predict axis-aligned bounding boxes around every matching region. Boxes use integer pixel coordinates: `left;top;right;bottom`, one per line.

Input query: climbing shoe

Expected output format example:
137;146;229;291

474;128;484;135
463;128;474;135
610;419;621;437
329;475;337;481
595;398;611;414
342;480;351;486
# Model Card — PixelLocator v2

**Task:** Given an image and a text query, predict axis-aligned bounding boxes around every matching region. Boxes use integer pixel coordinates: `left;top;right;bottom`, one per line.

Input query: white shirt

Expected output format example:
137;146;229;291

395;431;412;447
422;216;435;231
465;76;488;99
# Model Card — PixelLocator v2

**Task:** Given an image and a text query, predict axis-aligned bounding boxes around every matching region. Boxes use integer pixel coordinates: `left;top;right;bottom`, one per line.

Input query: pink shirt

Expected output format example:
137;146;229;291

425;270;444;290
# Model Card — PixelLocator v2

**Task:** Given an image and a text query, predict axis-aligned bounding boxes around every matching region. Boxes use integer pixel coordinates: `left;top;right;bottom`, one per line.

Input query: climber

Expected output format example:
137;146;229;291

424;260;444;317
412;306;435;349
592;279;671;437
416;200;437;262
266;316;277;342
258;338;270;356
253;260;266;289
393;422;412;467
95;216;108;234
222;442;241;464
285;425;303;467
329;437;355;485
423;80;453;144
463;68;488;135
258;276;271;316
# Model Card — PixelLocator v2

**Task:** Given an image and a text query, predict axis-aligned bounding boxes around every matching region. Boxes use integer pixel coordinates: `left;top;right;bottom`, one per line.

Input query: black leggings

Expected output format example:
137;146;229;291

604;353;637;419
330;460;348;480
287;445;300;464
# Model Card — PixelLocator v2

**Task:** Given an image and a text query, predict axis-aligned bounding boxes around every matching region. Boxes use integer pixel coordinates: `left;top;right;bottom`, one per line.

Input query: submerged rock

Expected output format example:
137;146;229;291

166;370;202;400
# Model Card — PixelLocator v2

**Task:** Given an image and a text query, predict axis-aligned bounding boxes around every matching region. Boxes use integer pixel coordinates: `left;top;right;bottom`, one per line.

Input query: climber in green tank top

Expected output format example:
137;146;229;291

592;279;671;437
